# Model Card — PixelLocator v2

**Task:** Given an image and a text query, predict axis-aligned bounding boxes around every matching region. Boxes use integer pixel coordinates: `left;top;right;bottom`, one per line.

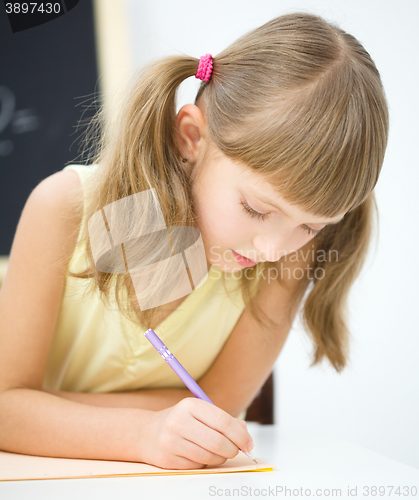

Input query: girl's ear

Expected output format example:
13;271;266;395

176;104;207;164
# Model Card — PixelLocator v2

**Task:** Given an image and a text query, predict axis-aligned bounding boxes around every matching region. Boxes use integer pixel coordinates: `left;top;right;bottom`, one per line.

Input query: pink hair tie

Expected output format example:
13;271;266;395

196;54;213;82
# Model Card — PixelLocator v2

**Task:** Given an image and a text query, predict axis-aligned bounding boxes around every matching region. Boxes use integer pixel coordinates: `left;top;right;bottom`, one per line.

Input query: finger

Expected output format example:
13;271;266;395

177;413;239;459
186;399;254;453
177;437;229;467
237;419;248;429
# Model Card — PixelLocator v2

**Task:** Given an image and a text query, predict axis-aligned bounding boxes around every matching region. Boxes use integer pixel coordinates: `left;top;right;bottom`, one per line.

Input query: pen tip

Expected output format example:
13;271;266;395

241;449;257;462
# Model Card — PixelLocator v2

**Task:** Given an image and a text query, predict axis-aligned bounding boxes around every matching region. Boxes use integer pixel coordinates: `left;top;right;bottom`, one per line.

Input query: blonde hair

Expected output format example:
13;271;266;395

67;12;389;372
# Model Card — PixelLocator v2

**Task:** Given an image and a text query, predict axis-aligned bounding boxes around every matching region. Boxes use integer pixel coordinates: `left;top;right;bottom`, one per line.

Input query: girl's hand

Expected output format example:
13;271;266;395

139;398;254;470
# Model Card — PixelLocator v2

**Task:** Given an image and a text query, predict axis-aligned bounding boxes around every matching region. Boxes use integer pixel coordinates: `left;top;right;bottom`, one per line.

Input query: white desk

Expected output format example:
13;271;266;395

1;424;418;499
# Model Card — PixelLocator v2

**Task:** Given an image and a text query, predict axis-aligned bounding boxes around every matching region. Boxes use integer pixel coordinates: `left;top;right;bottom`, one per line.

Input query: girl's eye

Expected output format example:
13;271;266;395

240;200;269;221
241;199;324;237
300;224;323;237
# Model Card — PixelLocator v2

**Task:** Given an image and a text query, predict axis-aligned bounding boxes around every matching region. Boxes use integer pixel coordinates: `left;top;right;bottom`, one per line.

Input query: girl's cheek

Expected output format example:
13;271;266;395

288;234;315;254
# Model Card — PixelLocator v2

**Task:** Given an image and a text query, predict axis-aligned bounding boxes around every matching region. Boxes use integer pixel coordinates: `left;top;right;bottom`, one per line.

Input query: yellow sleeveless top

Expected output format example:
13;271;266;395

42;165;264;416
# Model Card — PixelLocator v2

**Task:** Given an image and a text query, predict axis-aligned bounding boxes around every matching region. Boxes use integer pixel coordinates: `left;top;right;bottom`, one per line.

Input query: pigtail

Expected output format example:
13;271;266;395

67;55;204;329
301;192;377;371
102;55;200;223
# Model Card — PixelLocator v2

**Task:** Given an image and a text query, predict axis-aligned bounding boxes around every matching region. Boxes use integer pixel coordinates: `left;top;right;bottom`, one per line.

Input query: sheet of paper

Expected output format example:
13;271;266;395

0;450;275;481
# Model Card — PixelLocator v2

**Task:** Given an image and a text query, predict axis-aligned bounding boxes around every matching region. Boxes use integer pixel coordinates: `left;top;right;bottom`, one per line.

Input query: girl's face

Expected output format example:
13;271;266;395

191;151;345;272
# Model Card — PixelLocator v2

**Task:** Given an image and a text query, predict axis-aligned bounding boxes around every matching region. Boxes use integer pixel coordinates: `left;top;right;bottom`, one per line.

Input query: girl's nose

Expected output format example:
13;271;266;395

253;233;292;262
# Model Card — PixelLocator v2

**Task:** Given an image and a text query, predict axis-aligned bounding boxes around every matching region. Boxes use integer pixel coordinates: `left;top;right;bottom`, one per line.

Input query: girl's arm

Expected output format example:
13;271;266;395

0;387;153;462
42;387;193;410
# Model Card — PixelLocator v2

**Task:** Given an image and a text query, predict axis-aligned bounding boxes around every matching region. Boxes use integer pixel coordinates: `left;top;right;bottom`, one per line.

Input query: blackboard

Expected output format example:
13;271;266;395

0;0;99;255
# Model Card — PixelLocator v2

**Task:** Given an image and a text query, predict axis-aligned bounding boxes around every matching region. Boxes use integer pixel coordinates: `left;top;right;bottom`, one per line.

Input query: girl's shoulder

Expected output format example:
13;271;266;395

29;169;85;262
32;168;83;218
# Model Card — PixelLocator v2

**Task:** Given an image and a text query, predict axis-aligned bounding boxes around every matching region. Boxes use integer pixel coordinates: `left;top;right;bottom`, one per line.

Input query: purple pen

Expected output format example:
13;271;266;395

144;328;257;463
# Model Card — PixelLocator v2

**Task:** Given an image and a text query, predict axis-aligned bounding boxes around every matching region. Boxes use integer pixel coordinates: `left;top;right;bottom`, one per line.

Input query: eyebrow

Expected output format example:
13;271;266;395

250;191;344;226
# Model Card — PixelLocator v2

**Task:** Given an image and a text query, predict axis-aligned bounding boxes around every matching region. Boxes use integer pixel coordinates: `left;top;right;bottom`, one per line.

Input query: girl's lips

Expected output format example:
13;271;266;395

231;250;259;267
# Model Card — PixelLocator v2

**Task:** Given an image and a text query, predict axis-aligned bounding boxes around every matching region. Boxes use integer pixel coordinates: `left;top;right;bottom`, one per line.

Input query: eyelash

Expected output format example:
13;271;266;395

240;200;269;221
239;200;323;236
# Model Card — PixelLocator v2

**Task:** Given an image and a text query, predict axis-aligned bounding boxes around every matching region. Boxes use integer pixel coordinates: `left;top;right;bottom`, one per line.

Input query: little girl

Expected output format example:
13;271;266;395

0;12;389;470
